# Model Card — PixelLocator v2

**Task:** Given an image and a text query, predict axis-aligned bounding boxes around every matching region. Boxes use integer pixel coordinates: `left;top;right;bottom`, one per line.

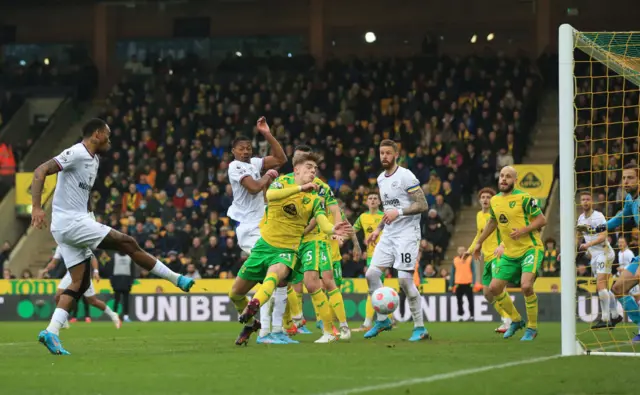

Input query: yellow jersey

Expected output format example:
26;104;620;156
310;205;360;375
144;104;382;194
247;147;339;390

300;175;338;243
261;175;327;250
354;210;384;257
468;210;501;262
489;189;543;259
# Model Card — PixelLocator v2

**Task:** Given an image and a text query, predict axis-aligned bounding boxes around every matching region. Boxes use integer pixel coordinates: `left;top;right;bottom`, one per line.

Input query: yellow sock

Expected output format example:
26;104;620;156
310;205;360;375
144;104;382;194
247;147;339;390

283;300;294;330
310;289;333;333
287;286;302;319
327;288;347;325
365;295;375;323
525;293;538;330
491;296;510;319
253;273;278;306
495;291;521;322
229;291;253;325
297;292;304;318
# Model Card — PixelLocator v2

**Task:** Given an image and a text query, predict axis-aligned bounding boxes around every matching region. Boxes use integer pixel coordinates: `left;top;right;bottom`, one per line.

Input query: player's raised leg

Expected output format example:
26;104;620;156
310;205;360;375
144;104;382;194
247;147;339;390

229;277;261;346
98;230;193;292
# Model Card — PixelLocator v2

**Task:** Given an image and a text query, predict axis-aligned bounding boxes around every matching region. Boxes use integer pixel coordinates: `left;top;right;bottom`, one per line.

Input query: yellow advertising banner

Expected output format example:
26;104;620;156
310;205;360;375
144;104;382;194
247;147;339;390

0;278;447;295
15;172;57;216
512;164;553;208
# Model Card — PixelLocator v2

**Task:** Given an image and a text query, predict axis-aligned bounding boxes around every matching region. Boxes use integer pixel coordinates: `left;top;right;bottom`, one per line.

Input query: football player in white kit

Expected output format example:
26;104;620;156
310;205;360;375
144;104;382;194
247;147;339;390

363;139;431;341
575;192;622;329
227;116;290;344
31;118;194;355
43;245;121;329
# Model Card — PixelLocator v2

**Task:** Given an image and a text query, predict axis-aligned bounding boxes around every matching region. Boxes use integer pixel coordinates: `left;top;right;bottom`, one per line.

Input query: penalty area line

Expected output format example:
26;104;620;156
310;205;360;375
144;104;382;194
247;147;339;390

314;354;561;395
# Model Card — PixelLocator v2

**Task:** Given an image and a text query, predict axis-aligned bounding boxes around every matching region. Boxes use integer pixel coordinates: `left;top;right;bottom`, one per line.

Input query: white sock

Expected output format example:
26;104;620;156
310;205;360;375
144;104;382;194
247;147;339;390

502;316;512;325
271;286;288;333
399;275;424;328
259;298;273;337
104;305;119;320
365;266;386;321
46;308;69;336
598;289;611;321
363;317;373;327
150;260;180;285
608;290;620;319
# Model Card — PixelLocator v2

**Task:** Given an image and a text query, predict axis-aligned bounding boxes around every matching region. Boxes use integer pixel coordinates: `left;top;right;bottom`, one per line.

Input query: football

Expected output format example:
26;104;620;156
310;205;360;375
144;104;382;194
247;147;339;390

371;287;399;314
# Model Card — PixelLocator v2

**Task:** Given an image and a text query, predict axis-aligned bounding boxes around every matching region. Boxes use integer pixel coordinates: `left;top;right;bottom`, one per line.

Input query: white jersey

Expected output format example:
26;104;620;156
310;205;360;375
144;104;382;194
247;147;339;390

618;248;635;271
577;210;612;257
227;157;265;224
377;166;422;240
51;143;100;231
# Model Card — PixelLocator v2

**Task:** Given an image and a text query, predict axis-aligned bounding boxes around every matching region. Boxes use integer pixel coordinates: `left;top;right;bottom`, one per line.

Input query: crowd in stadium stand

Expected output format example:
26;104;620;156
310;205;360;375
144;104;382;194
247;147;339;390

38;53;543;281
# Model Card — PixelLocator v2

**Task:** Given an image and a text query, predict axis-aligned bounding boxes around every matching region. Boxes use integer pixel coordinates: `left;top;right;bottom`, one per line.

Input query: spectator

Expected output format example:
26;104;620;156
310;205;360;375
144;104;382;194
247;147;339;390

433;196;455;233
188;237;206;263
122;183;142;214
222;238;241;275
425;220;448;263
0;240;12;272
542;238;559;277
184;263;202;280
3;268;15;279
21;269;33;279
202;263;218;279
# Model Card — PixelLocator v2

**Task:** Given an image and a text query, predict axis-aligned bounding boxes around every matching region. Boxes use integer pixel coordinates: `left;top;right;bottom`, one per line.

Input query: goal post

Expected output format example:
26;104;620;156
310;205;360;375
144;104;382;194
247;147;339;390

558;24;577;357
559;24;640;357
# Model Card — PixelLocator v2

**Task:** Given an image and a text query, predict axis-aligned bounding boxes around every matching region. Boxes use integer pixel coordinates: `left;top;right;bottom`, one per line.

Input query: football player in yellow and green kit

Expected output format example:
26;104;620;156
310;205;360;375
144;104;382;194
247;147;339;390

467;187;512;333
229;152;352;345
352;192;385;332
473;166;547;341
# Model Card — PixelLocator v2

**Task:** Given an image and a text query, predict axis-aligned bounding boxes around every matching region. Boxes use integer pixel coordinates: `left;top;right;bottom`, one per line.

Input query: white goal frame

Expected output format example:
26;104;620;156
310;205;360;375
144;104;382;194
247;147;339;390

559;24;640;357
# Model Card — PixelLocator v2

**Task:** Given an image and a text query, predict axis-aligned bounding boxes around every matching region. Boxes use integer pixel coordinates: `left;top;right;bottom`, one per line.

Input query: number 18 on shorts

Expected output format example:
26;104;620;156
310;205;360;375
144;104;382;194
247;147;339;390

370;237;419;271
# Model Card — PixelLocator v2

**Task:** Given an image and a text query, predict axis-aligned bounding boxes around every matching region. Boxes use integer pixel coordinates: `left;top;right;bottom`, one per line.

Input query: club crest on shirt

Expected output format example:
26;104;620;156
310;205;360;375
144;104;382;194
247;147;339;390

392;181;400;189
509;201;516;208
302;196;311;205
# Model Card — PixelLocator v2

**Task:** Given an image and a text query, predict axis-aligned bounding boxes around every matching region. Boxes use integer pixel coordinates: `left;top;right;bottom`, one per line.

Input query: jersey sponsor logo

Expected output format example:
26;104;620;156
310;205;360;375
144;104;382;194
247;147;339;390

78;181;92;191
499;213;508;224
366;226;373;233
509;201;516;208
384;198;400;207
283;203;298;217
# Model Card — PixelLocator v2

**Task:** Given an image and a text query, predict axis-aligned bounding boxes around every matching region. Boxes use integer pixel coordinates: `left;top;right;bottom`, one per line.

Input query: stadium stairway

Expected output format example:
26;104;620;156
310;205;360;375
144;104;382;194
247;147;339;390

443;90;559;277
5;105;104;276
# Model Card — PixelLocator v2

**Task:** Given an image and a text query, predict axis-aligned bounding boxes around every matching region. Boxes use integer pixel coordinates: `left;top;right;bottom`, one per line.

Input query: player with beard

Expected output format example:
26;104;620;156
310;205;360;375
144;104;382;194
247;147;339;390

31;119;194;355
473;166;547;341
363;140;431;341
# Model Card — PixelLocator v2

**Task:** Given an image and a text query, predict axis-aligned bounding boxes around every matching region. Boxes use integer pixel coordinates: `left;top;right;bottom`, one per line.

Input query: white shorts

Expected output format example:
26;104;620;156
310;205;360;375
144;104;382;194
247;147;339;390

590;251;614;276
58;272;96;297
51;216;111;268
370;235;420;272
236;222;261;254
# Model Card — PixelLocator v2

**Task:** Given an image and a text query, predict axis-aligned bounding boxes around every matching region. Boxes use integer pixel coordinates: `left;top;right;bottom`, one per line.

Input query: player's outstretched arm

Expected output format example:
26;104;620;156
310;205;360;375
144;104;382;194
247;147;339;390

256;116;287;170
31;159;62;229
241;170;278;195
266;182;316;201
607;198;633;231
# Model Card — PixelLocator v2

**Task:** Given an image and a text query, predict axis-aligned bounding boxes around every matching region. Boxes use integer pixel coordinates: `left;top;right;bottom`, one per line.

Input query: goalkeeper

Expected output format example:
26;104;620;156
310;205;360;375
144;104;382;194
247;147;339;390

473;166;546;341
607;164;640;342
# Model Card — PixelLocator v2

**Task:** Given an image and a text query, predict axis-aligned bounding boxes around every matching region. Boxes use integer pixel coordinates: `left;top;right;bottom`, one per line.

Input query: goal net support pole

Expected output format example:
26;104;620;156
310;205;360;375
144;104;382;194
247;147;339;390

558;23;578;357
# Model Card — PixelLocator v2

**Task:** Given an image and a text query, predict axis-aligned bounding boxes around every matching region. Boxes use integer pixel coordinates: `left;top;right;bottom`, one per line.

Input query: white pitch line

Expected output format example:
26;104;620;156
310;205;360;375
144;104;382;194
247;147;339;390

314;355;561;395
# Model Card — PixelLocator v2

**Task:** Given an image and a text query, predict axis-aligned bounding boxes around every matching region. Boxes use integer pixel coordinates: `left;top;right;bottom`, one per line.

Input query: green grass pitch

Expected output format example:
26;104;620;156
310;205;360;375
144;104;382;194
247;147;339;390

0;322;638;395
